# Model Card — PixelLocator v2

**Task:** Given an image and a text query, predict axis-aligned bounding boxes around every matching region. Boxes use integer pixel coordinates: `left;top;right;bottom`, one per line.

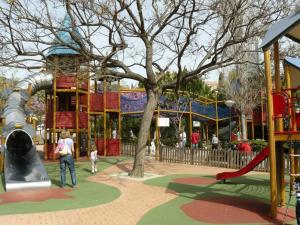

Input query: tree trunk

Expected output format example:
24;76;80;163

129;89;158;177
241;112;247;140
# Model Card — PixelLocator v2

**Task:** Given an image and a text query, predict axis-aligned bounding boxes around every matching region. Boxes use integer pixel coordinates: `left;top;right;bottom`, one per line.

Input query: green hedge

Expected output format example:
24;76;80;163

250;139;268;152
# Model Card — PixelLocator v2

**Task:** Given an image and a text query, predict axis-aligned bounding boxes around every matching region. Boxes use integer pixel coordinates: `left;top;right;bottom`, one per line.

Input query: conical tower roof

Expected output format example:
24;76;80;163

46;15;82;57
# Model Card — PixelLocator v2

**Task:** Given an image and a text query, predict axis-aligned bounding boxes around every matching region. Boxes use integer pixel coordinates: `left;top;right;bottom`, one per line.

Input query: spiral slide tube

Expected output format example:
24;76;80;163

2;73;53;191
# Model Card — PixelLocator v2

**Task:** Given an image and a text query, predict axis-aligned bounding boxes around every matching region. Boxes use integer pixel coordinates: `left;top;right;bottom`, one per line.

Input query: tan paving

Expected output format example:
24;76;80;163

0;158;265;225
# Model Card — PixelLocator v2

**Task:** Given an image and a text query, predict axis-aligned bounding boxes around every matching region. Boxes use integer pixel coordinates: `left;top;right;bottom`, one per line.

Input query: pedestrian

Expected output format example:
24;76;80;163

150;139;156;156
112;128;117;139
56;129;78;188
211;134;219;150
90;143;98;174
191;130;200;148
179;129;187;148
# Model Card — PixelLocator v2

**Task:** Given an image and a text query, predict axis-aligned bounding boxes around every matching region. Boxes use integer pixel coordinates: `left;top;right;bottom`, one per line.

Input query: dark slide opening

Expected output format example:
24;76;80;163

6;130;33;156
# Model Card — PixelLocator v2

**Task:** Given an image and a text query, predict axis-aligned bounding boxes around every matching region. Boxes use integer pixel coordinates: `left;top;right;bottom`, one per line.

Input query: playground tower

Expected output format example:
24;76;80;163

44;16;90;160
44;16;121;159
261;10;300;218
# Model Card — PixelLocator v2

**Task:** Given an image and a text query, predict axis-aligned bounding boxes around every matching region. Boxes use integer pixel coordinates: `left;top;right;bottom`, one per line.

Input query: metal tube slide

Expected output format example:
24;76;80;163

2;72;53;191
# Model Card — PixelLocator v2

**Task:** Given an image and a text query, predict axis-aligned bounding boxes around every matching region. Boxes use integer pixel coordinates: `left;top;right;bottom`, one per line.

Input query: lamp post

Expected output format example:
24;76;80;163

225;100;235;142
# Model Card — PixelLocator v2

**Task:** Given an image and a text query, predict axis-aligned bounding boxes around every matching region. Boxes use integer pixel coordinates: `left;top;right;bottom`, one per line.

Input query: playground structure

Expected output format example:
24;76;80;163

41;17;247;161
261;9;300;218
216;9;300;219
0;16;243;191
0;14;279;193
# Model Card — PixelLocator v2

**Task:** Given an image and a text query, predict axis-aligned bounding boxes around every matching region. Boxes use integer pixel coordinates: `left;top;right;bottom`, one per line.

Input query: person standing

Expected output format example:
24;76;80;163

191;130;200;148
90;144;98;174
211;134;219;150
57;129;78;188
112;128;117;139
179;129;187;148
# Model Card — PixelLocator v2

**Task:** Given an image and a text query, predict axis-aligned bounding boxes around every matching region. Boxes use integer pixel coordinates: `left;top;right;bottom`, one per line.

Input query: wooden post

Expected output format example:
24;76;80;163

285;64;295;193
189;101;193;145
94;115;97;143
215;95;219;137
155;112;160;160
274;41;285;207
75;70;80;159
264;49;277;217
118;79;122;155
87;70;91;158
93;80;97;150
103;79;107;156
53;58;58;160
44;92;48;160
274;42;283;131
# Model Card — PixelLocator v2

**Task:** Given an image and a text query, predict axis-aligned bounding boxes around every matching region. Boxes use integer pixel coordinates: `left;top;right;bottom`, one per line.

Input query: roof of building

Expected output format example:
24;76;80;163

284;57;300;70
46;15;82;57
261;10;300;50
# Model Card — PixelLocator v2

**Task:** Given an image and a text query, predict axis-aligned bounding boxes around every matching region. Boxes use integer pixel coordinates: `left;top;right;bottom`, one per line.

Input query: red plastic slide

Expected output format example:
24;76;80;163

216;147;269;181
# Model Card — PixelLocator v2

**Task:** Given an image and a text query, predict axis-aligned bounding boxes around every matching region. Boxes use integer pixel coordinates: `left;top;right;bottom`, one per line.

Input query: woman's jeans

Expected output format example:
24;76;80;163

60;154;77;187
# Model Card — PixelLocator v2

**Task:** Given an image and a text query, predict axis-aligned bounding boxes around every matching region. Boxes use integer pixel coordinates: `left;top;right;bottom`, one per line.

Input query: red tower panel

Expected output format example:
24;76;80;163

106;92;119;109
90;93;104;111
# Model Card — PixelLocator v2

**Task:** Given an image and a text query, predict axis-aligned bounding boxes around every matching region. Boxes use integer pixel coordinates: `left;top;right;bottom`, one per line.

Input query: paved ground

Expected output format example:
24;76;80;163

0;158;265;225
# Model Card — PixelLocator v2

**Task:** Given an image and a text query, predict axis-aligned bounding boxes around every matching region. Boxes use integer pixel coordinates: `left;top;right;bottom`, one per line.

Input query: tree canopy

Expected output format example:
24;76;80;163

0;0;294;177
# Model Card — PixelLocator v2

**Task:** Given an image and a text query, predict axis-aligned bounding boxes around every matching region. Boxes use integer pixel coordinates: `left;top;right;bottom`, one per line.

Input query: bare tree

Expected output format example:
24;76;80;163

222;41;265;140
0;0;292;177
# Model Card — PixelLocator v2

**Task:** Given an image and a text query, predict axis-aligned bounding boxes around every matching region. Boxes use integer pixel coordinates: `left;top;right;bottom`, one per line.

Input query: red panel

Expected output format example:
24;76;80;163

96;138;105;155
56;75;88;90
95;138;120;156
272;93;287;117
56;76;76;89
89;92;119;111
46;111;88;128
107;139;120;156
80;95;87;105
79;112;88;128
90;94;104;111
106;92;119;109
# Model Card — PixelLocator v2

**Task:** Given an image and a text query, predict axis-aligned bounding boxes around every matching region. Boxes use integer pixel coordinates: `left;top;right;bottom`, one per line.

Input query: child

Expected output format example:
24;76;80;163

90;144;98;174
150;139;156;156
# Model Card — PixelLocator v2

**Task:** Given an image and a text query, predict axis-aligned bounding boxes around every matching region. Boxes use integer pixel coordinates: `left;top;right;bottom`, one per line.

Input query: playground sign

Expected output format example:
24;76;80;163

158;117;170;127
193;121;201;127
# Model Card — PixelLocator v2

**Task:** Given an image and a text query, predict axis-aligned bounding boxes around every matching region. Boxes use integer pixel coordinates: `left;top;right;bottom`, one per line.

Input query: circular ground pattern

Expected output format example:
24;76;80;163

181;196;296;224
0;188;73;205
173;177;216;185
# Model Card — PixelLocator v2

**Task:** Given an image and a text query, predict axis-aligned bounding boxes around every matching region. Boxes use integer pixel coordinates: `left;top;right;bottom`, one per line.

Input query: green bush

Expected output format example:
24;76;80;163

250;139;268;152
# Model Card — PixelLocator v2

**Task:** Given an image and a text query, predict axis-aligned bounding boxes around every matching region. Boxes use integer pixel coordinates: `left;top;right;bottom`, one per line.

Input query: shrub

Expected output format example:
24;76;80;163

250;139;268;152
